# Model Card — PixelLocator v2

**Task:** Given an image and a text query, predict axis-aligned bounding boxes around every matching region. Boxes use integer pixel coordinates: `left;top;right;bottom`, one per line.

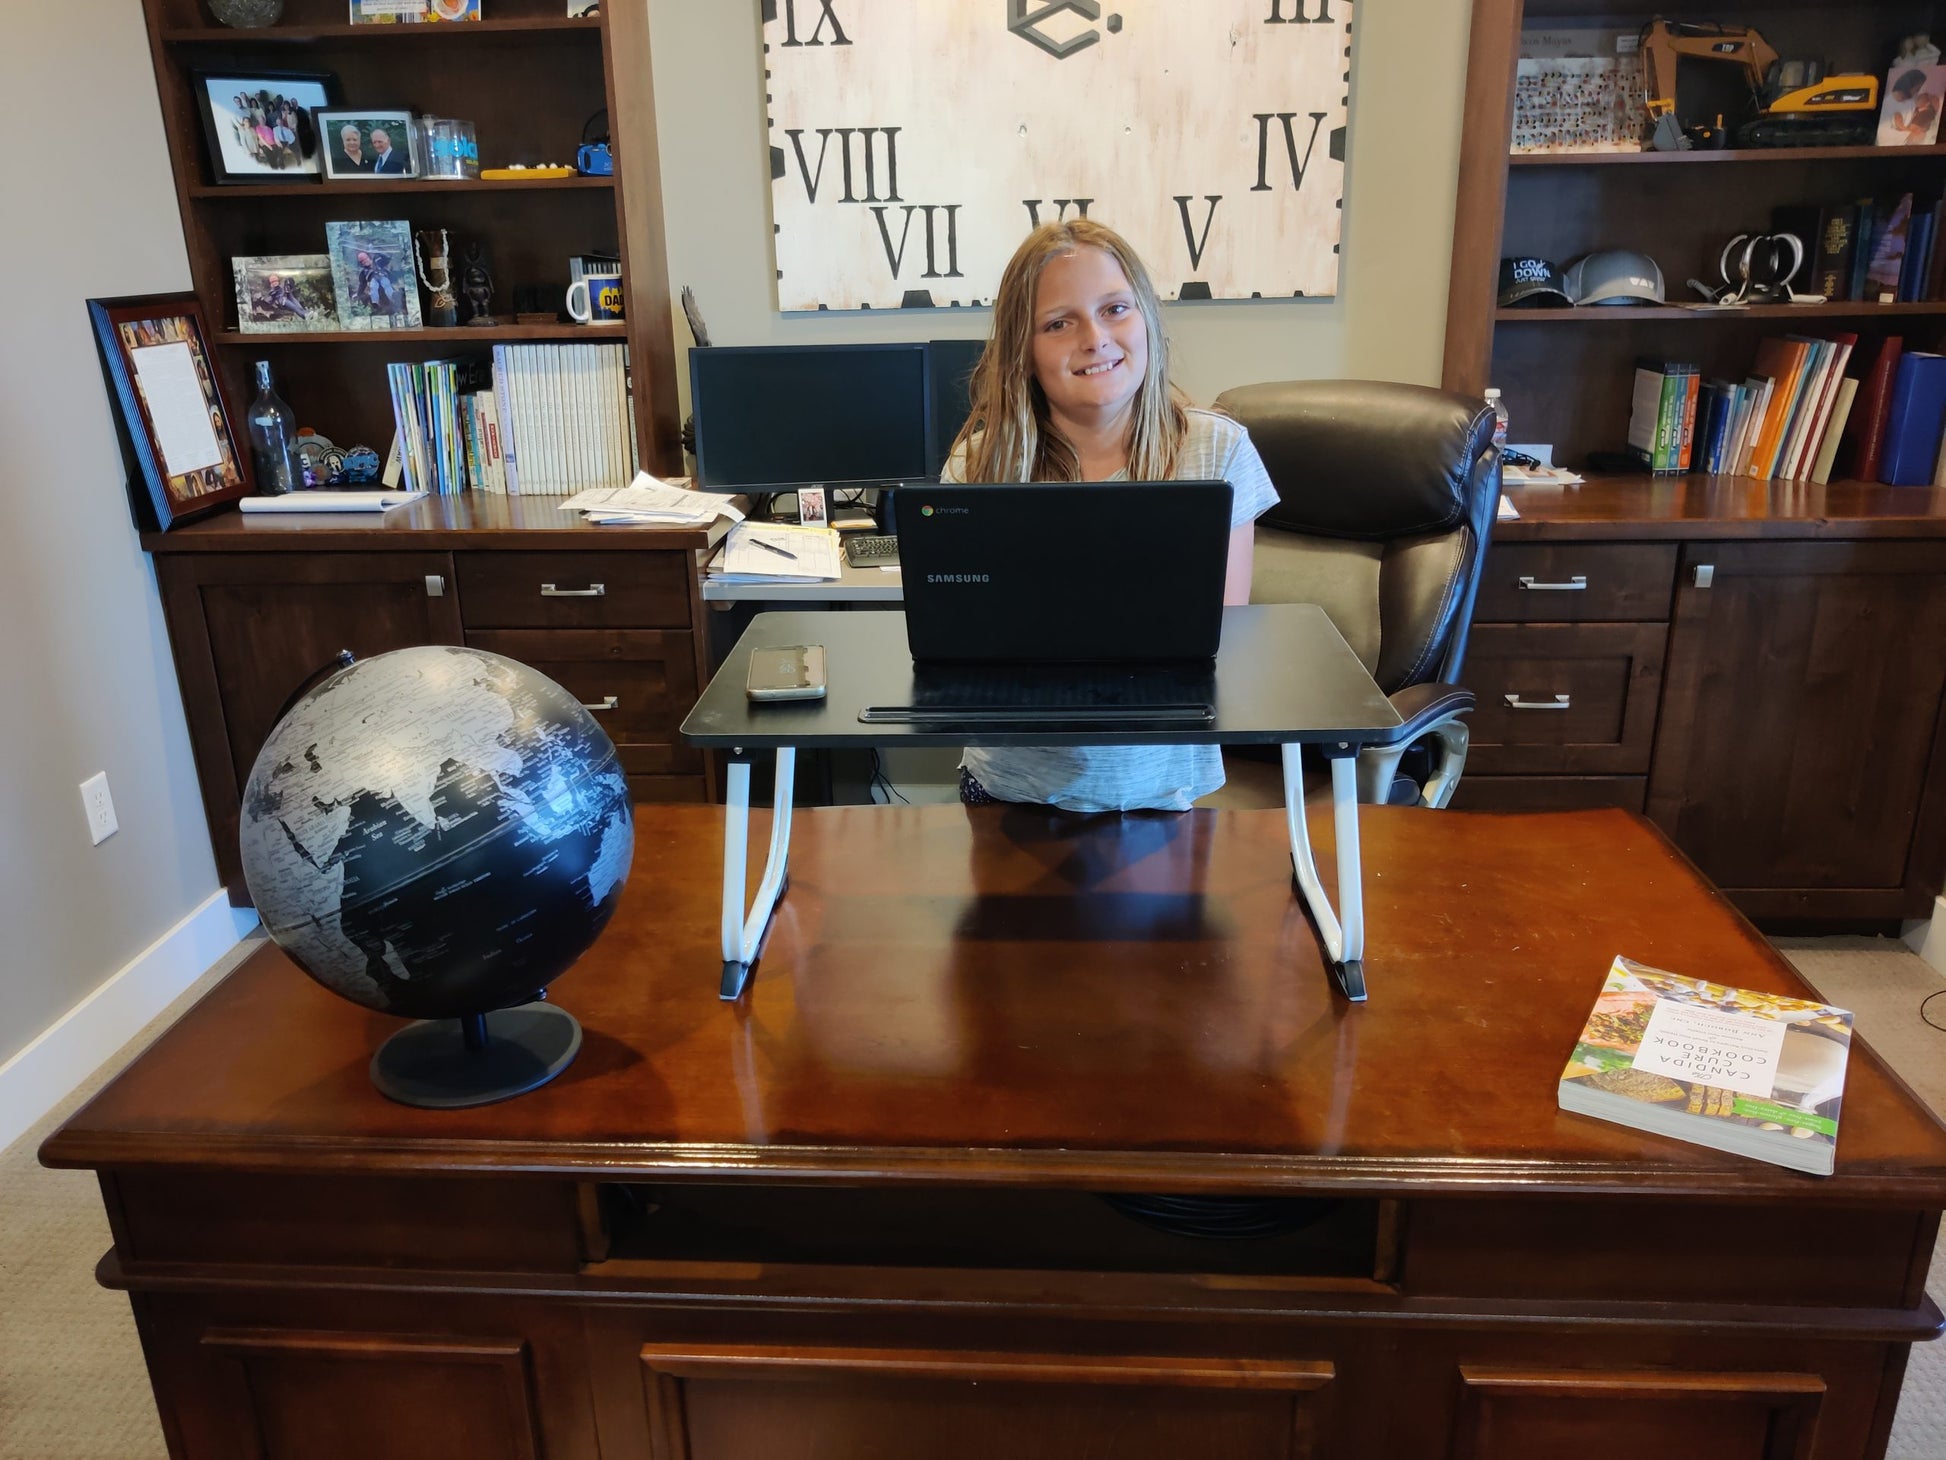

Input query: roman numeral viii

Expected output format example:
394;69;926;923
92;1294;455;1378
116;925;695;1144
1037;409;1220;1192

1252;112;1328;192
786;128;901;204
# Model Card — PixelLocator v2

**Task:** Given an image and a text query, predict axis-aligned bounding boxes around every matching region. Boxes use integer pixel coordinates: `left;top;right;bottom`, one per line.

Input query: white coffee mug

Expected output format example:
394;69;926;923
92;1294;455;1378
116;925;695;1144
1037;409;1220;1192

566;270;624;323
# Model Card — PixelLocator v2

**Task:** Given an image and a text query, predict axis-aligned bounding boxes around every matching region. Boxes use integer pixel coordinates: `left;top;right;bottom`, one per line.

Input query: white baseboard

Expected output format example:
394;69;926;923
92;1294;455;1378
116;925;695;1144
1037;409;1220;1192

1903;894;1946;979
0;891;259;1153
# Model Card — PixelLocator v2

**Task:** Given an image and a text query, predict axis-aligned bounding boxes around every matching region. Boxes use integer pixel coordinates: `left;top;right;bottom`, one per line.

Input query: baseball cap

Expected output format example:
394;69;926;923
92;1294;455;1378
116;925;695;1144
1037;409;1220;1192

1566;250;1665;306
1497;256;1571;308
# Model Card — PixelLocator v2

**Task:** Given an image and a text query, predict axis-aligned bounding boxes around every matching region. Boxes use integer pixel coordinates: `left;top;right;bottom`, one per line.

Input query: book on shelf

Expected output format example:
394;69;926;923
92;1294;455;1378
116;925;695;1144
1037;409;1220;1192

1810;377;1859;485
1558;955;1854;1177
1876;351;1946;485
1865;193;1913;303
1814;202;1859;302
1841;335;1906;482
1626;358;1695;474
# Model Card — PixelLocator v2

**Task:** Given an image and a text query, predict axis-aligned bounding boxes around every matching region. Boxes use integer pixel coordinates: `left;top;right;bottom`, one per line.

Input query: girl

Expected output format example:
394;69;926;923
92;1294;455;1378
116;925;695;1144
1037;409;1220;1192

944;219;1280;812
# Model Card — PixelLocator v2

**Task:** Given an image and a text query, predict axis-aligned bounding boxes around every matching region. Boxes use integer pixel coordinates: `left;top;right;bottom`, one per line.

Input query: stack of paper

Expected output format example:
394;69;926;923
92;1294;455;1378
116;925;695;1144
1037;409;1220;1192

560;473;744;526
708;522;843;583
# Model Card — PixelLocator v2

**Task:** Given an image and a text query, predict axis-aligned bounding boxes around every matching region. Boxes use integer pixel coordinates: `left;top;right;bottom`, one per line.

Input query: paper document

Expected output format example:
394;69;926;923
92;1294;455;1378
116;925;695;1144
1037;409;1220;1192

129;342;224;478
1502;463;1584;486
709;522;843;582
1497;494;1519;521
239;490;426;513
562;473;744;525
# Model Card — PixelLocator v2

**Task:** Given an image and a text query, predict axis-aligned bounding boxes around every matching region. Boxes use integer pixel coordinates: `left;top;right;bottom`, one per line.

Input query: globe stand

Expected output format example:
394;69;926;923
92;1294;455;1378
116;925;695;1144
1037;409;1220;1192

369;1002;582;1109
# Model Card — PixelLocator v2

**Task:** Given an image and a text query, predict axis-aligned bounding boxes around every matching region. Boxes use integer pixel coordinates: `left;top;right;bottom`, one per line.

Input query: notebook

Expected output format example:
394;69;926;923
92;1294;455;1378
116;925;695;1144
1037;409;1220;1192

238;490;426;513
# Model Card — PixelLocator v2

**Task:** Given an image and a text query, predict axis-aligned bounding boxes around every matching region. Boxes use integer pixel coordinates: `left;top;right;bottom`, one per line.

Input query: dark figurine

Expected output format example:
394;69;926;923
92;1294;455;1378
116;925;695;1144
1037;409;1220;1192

462;242;497;326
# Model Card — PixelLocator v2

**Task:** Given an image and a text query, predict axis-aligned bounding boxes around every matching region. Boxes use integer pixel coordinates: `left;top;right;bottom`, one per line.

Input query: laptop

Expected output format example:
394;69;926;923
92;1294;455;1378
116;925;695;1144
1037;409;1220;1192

859;480;1233;727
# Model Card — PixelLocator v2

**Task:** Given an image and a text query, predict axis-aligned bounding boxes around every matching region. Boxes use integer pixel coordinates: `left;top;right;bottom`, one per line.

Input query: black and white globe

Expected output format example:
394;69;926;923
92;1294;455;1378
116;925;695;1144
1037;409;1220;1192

239;646;634;1024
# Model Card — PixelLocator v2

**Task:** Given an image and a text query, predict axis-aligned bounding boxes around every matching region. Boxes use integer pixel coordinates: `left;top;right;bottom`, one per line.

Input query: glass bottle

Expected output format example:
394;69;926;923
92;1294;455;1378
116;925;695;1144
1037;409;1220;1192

247;360;302;495
1485;387;1510;451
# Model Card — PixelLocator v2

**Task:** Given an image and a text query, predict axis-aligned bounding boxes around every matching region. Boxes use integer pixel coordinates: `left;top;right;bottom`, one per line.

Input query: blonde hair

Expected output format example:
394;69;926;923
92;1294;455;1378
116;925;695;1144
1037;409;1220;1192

952;220;1187;482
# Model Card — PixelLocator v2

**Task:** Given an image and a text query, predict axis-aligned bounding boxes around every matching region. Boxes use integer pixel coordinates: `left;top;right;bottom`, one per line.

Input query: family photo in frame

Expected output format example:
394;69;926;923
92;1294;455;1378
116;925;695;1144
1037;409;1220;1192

86;294;251;531
233;255;339;333
192;69;336;184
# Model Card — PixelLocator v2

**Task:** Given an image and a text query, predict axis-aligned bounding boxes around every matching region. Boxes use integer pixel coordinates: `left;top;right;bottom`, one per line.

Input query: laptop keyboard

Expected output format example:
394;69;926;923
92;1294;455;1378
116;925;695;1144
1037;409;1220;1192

844;533;900;567
859;665;1216;727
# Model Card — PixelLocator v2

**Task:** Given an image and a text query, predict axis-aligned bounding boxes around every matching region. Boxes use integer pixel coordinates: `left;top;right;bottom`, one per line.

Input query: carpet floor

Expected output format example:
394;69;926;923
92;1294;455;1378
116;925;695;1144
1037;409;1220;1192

2;935;1942;1458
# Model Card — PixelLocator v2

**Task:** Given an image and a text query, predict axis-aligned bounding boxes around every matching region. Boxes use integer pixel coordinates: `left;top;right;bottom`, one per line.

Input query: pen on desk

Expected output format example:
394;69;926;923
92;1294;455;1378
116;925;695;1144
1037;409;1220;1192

750;535;798;560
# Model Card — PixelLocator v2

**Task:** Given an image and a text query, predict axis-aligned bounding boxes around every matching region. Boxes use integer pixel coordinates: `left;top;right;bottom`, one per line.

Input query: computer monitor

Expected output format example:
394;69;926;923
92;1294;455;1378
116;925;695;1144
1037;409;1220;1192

689;344;931;495
926;337;986;475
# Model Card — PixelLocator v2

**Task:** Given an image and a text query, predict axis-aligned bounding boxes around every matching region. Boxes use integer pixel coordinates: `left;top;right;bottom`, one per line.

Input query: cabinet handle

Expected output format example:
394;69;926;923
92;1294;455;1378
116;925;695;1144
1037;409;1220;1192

541;582;606;597
424;575;445;597
581;696;619;712
1517;575;1587;592
1503;693;1571;711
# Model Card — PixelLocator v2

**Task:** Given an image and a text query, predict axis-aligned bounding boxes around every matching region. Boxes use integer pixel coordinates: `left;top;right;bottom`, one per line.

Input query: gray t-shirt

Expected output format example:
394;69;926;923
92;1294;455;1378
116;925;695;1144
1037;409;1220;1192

943;408;1281;812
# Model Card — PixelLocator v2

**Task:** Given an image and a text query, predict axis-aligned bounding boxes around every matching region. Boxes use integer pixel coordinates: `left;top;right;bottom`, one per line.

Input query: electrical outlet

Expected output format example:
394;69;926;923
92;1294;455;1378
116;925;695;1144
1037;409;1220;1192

81;773;118;845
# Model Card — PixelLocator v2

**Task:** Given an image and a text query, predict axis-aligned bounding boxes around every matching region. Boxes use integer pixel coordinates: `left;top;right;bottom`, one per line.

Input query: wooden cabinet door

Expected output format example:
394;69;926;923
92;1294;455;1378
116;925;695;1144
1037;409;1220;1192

157;551;462;901
1646;541;1946;921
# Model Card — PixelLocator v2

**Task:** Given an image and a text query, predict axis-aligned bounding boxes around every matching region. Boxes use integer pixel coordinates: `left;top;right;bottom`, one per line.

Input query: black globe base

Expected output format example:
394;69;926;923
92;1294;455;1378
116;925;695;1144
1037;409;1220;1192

369;1003;582;1109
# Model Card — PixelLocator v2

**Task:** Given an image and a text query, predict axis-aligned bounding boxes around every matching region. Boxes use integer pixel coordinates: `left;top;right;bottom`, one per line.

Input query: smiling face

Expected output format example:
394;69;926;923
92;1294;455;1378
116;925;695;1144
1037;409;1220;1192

370;128;391;156
1028;245;1148;434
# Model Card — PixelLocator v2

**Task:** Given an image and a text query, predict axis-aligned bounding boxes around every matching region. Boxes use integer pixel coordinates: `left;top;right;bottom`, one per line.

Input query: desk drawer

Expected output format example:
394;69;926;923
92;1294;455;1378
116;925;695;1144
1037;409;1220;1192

456;551;691;629
1464;622;1665;774
1474;544;1677;622
466;630;702;775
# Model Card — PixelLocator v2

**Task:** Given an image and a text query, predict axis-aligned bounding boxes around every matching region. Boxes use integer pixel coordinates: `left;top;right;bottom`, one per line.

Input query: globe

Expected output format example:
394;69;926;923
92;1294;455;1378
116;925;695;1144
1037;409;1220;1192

238;645;634;1106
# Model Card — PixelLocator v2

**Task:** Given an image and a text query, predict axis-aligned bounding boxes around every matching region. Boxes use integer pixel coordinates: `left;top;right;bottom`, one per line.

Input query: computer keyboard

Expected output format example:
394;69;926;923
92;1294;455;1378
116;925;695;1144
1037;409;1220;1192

844;533;900;567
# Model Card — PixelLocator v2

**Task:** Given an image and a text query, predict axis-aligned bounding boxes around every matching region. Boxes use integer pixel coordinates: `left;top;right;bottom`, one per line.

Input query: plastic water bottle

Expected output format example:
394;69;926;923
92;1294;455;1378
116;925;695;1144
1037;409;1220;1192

1485;388;1510;452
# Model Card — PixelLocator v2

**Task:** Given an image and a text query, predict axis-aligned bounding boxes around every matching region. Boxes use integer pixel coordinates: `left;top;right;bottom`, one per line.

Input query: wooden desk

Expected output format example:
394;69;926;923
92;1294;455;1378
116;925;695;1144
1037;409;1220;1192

45;805;1946;1459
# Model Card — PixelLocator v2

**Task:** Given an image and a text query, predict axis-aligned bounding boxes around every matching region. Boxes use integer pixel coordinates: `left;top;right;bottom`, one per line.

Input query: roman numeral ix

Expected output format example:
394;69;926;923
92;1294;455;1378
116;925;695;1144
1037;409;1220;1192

780;0;851;46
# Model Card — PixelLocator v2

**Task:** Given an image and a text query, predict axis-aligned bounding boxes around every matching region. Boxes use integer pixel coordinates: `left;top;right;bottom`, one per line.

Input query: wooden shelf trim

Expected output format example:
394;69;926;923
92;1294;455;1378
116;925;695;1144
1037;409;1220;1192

213;323;625;344
1511;143;1946;167
162;17;599;41
1496;302;1946;323
188;176;612;198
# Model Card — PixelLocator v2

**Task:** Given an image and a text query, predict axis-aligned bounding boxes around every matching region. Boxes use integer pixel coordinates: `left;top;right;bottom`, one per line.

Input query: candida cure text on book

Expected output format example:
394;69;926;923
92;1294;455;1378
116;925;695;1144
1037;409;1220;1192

1558;956;1853;1175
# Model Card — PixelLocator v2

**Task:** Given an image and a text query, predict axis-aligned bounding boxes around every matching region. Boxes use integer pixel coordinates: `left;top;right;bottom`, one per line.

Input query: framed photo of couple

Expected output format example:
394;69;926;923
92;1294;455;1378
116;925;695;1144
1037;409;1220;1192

86;294;252;531
317;110;419;179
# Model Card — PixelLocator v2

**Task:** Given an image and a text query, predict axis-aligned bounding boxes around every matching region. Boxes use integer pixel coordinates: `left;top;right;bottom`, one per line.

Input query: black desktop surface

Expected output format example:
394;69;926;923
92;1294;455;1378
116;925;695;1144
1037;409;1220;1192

682;607;1407;749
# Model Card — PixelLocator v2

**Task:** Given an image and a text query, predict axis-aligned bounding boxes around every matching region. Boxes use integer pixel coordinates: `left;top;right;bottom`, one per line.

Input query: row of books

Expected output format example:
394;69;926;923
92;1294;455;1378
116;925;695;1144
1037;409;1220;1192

384;342;638;496
1777;192;1944;305
1625;333;1946;487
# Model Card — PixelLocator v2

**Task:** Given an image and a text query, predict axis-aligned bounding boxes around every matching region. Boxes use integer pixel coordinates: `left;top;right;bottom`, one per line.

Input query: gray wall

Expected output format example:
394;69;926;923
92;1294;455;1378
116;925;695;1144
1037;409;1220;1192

645;0;1472;414
0;0;1471;1070
0;1;223;1068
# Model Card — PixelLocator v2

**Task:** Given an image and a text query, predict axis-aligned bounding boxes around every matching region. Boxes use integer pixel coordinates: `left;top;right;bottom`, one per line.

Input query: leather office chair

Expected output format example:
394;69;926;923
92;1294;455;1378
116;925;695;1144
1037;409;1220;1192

1211;379;1499;808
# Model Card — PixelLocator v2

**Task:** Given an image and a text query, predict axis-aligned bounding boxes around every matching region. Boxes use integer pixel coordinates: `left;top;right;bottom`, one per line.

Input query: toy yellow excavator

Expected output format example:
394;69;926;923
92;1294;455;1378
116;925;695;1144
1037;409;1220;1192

1641;19;1879;149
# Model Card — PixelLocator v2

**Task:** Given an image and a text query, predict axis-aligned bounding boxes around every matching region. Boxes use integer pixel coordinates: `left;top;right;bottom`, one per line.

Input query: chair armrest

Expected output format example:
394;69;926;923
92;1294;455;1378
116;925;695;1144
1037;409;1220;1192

1387;682;1474;743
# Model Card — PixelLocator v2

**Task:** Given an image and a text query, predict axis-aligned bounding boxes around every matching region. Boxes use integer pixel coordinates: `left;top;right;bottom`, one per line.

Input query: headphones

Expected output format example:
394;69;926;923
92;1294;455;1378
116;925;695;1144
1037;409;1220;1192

1717;232;1805;304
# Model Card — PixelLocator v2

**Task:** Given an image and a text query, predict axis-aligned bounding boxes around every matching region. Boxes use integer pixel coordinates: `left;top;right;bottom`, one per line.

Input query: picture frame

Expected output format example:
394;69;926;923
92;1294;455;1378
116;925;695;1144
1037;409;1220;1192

351;0;482;22
233;254;339;333
87;294;252;531
324;220;424;330
1877;63;1946;146
316;108;419;179
192;69;337;184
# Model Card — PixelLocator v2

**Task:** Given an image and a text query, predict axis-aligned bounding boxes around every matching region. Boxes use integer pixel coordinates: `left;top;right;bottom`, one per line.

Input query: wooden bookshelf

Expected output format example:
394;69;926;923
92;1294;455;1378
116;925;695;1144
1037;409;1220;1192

1444;0;1946;470
140;0;677;472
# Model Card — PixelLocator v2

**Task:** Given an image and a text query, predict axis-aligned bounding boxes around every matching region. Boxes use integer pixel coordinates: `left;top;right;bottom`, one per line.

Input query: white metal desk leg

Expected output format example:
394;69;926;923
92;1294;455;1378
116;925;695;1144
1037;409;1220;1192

719;748;796;1001
1282;744;1368;1003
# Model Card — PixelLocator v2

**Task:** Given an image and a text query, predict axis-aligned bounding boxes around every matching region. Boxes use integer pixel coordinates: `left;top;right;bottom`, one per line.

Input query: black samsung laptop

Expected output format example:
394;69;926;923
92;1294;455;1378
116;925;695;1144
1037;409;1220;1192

861;480;1233;727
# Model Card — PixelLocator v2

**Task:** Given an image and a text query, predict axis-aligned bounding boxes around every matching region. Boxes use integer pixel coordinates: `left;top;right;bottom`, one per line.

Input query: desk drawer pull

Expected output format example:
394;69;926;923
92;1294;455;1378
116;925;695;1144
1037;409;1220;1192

1517;575;1587;592
541;582;606;598
581;696;620;712
1504;693;1572;711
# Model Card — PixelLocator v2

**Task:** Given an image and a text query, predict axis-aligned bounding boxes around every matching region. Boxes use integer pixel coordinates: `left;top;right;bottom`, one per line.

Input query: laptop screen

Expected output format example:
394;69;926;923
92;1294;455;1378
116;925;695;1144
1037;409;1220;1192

892;480;1233;664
